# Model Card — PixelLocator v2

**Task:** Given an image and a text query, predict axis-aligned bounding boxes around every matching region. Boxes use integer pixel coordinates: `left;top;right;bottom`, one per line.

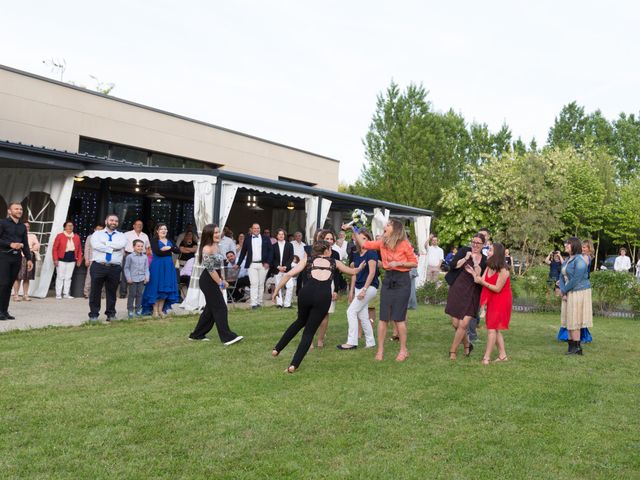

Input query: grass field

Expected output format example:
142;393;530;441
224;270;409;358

1;302;639;479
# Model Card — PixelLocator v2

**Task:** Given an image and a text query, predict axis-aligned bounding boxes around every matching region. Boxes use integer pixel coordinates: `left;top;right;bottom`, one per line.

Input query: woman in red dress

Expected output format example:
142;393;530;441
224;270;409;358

466;242;512;364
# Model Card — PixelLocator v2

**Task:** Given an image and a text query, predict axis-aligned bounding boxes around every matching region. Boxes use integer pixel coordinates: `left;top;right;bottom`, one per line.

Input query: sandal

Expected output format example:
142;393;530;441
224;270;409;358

464;343;474;357
482;357;490;365
285;366;296;374
391;335;400;342
449;351;457;360
494;356;509;363
396;351;409;362
23;296;31;302
271;349;279;357
13;294;21;302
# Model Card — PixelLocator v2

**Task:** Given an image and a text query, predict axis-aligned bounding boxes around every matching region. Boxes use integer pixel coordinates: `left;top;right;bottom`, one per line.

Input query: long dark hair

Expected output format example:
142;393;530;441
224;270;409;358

198;224;218;259
486;242;507;272
311;240;331;256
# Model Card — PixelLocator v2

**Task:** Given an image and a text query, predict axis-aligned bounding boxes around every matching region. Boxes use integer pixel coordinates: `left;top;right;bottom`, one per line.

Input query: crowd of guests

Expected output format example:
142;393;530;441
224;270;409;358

1;202;633;372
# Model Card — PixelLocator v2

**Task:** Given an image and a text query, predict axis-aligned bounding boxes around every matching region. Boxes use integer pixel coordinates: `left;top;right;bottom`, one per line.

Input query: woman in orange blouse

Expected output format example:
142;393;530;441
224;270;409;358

343;219;418;362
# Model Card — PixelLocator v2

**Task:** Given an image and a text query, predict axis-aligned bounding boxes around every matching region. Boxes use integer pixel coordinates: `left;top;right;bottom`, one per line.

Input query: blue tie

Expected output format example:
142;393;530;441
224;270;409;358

105;232;114;262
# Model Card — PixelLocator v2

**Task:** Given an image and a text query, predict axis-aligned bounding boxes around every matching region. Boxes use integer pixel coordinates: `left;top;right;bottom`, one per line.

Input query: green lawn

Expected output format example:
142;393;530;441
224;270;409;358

1;302;638;479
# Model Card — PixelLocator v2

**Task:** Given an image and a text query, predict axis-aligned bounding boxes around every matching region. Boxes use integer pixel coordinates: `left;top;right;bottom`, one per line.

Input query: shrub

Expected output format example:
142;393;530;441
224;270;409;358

628;283;640;316
590;270;635;313
418;281;449;305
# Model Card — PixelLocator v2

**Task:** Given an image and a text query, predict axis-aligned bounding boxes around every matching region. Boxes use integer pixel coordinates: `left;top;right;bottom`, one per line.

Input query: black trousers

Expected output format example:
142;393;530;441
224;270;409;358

0;252;21;314
89;262;121;318
119;252;130;297
228;276;250;301
190;271;237;343
274;280;331;368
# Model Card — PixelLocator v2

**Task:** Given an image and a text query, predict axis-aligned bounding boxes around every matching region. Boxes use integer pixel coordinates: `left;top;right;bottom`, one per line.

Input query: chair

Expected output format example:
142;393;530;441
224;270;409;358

223;266;241;308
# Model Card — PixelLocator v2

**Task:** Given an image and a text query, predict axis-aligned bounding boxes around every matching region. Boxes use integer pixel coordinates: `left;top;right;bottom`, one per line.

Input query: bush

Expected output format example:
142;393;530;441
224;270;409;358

417;281;449;305
590;270;635;313
518;265;552;306
628;283;640;316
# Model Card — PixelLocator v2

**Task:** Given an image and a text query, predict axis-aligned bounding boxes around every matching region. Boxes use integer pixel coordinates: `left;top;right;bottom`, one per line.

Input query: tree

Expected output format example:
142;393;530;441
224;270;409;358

548;101;589;149
605;178;640;261
356;82;469;214
613;112;640;180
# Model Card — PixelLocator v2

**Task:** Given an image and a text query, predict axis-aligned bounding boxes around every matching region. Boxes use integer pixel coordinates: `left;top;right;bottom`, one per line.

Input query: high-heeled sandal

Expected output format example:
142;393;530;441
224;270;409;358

464;343;474;357
493;356;509;363
396;351;409;362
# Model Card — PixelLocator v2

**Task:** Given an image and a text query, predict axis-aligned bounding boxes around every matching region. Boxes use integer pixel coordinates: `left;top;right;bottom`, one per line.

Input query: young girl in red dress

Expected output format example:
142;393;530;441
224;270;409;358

466;242;512;364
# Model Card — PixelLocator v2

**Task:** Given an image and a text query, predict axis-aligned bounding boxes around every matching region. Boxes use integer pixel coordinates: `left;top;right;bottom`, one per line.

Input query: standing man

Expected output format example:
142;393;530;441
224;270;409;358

89;214;127;321
0;203;32;320
218;225;236;257
614;247;631;272
425;235;444;282
237;223;273;309
84;224;104;298
270;228;294;308
120;219;150;297
291;231;306;261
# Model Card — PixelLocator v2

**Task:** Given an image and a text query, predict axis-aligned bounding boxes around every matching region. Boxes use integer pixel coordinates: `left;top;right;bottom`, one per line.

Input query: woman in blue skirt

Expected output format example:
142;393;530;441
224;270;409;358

142;223;180;317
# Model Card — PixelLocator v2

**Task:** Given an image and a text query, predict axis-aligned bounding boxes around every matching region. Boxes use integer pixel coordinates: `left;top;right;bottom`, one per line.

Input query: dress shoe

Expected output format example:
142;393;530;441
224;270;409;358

2;312;16;320
337;344;357;350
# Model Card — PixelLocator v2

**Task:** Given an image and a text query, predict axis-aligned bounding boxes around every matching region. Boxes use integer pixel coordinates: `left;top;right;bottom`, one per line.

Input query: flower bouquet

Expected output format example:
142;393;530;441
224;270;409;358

345;208;368;233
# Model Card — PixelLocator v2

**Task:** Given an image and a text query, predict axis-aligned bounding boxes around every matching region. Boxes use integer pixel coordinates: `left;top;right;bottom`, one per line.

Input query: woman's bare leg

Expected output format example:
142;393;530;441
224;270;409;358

316;315;329;347
483;329;497;363
450;316;472;358
376;321;387;360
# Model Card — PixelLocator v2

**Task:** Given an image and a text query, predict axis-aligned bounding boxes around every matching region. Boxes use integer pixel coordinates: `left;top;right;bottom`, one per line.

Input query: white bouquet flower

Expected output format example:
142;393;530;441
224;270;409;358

346;208;368;232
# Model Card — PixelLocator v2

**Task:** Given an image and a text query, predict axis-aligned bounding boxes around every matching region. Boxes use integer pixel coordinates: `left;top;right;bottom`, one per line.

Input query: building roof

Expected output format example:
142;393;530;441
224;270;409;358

0;140;432;217
0;64;339;164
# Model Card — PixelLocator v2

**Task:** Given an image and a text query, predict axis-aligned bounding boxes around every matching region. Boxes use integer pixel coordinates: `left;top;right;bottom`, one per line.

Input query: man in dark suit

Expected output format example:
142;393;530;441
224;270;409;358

237;223;273;309
270;228;294;308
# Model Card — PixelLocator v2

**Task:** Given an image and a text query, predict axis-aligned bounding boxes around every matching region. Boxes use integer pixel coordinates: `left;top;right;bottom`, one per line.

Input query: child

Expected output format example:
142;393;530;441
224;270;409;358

124;239;150;318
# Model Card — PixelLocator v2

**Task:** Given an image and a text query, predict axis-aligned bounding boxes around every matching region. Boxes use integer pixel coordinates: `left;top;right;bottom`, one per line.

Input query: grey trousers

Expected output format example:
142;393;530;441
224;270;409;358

467;315;480;342
127;281;145;312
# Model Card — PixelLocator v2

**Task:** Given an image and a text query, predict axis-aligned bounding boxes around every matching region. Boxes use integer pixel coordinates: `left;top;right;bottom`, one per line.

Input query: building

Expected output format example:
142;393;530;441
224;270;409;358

0;65;432;304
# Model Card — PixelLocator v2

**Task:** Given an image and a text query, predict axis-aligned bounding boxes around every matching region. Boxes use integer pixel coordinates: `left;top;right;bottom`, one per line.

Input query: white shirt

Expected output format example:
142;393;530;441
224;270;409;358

218;236;235;257
332;241;348;261
277;240;286;266
292;240;306;260
426;245;444;267
614;255;631;272
124;230;150;253
251;235;262;262
91;229;127;264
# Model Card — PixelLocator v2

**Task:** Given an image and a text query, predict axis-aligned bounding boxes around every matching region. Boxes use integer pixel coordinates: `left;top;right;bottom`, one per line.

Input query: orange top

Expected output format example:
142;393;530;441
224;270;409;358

362;239;417;272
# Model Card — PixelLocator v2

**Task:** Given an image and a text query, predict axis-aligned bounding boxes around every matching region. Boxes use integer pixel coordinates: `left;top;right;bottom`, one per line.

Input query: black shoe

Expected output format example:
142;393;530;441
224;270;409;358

0;313;8;321
3;312;15;320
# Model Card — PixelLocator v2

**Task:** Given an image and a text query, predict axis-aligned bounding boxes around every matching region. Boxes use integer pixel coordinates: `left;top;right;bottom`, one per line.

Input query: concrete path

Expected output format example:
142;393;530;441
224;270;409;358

0;296;196;333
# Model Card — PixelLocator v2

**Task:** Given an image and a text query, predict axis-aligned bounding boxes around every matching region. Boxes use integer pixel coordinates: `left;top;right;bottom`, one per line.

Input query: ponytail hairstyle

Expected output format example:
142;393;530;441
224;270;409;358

198;224;218;260
311;240;331;257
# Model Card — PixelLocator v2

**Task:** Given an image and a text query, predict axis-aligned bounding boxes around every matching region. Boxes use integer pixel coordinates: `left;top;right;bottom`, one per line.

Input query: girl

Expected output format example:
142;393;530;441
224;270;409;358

189;224;243;344
466;242;512;364
271;240;363;373
344;219;418;362
338;230;379;350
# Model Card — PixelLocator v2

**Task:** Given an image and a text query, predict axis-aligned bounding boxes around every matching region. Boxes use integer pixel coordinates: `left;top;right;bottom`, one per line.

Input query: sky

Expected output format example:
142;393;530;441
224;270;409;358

2;1;640;183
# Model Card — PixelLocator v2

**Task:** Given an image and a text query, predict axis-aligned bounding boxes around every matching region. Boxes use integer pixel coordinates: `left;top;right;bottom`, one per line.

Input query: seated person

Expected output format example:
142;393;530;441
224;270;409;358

225;251;251;302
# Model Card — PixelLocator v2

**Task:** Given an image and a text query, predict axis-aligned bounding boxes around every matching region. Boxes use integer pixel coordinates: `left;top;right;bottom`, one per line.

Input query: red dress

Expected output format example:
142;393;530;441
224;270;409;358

480;270;512;330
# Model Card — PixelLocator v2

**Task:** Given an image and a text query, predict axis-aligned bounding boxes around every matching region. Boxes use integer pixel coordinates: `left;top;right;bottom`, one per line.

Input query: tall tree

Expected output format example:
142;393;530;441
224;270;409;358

613;112;640;180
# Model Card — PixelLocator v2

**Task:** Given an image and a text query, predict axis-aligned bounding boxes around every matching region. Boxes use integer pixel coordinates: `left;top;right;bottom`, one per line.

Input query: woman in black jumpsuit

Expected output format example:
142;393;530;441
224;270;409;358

271;240;363;373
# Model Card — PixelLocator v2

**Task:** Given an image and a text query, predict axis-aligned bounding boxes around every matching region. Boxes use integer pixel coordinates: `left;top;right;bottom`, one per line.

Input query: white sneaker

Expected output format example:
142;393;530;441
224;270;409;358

63;295;74;299
188;336;211;341
224;336;244;346
56;296;62;300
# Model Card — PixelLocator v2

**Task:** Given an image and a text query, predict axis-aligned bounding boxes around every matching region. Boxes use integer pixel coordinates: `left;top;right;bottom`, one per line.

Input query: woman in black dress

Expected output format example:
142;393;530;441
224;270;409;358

444;233;487;360
271;240;363;373
188;224;243;345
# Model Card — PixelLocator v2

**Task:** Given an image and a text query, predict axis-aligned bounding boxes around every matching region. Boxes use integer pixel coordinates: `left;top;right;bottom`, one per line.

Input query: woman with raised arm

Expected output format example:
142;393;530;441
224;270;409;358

343;219;418;362
465;242;512;364
271;240;363;373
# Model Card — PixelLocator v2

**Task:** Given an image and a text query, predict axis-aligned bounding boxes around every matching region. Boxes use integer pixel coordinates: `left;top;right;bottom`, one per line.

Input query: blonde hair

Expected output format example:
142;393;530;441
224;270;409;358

582;239;595;256
382;219;406;250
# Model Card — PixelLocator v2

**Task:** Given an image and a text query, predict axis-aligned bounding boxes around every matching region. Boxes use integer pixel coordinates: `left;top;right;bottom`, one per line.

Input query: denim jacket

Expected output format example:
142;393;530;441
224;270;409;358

559;255;591;294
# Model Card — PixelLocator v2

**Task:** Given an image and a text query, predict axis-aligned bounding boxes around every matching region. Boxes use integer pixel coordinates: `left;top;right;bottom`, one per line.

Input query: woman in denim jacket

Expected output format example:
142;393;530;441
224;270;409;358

559;237;593;356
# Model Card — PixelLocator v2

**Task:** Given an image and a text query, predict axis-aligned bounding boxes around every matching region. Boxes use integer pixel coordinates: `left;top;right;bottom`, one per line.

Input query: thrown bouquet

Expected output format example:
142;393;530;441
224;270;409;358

345;208;368;233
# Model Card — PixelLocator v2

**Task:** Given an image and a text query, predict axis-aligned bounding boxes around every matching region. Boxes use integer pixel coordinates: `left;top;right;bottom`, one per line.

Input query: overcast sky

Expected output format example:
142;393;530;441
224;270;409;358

2;1;639;183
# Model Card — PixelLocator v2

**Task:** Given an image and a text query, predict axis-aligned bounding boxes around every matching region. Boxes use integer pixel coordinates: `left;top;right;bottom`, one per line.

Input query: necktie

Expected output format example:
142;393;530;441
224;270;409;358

105;231;114;262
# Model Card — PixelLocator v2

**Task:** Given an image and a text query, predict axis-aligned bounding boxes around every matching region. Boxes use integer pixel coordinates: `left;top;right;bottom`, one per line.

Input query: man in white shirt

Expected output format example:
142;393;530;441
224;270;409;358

218;226;236;257
270;228;294;307
237;223;273;309
291;231;306;261
425;235;444;282
120;219;151;297
614;248;631;272
89;214;127;321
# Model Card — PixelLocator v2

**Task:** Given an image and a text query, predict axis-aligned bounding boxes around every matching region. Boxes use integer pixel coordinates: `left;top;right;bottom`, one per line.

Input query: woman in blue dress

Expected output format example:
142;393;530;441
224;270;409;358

142;223;180;317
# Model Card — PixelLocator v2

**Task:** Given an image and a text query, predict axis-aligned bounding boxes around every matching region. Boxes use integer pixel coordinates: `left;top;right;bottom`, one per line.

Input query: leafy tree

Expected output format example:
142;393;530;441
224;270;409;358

548;101;589;149
613;112;640;180
604;178;640;261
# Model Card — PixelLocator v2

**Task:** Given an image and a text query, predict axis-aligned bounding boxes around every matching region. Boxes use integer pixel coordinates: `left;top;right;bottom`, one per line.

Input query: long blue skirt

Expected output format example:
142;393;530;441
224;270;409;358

142;255;180;313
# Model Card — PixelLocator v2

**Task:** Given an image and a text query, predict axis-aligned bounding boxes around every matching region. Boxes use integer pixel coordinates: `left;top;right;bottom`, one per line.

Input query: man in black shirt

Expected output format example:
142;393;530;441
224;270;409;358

0;202;32;320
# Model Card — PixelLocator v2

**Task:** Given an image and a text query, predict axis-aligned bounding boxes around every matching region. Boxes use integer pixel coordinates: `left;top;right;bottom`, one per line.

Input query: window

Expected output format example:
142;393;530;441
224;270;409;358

151;153;183;168
79;138;109;158
110;145;148;165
